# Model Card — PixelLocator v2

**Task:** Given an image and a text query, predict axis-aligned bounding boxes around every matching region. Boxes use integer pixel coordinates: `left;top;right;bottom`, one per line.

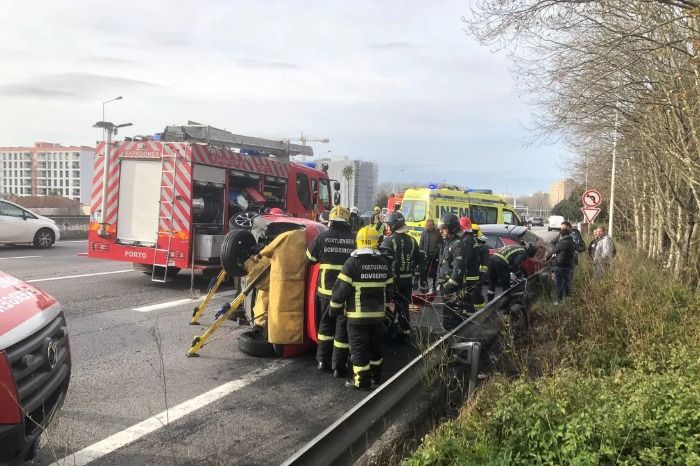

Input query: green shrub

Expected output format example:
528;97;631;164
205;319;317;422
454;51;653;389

407;243;700;465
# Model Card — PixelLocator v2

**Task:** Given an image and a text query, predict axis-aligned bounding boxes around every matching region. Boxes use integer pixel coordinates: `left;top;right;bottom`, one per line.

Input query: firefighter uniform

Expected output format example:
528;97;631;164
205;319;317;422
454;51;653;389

486;244;532;301
380;212;421;337
461;232;480;314
306;206;355;373
330;226;394;389
471;224;489;310
437;214;466;330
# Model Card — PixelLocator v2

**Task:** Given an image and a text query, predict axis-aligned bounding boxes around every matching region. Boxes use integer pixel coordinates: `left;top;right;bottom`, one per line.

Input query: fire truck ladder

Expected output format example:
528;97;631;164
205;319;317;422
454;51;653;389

152;151;179;283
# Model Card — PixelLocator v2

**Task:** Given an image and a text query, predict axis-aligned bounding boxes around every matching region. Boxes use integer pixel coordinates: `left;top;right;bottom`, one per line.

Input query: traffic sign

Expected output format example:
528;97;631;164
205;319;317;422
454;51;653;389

581;207;601;224
582;189;602;208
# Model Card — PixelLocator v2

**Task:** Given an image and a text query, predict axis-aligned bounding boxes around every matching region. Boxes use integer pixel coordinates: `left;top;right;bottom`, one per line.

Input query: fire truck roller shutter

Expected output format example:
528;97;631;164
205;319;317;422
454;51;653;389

117;159;161;244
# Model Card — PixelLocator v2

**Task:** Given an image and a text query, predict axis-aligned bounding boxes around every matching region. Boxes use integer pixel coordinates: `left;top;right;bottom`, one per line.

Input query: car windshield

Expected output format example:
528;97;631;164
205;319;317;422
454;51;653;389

402;200;427;222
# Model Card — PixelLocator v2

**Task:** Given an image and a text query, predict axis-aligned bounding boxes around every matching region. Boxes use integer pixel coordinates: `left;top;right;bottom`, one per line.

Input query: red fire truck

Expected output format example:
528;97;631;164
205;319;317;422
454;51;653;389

88;125;338;281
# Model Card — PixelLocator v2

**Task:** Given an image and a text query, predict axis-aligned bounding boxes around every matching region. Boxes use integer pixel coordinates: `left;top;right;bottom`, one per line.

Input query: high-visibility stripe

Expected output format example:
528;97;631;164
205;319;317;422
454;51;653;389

386;277;394;285
448;278;459;286
353;282;388;288
353;364;370;373
370;359;383;366
333;340;350;349
306;250;316;262
337;273;353;284
346;311;385;319
319;264;343;270
317;287;333;296
399;273;413;279
330;301;344;309
317;333;334;341
465;275;480;282
480;265;488;272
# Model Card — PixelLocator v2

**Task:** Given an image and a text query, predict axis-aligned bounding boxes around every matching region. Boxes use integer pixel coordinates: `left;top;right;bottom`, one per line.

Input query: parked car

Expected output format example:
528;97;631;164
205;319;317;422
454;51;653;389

0;200;61;248
531;217;544;227
0;270;71;462
479;224;550;277
548;215;565;232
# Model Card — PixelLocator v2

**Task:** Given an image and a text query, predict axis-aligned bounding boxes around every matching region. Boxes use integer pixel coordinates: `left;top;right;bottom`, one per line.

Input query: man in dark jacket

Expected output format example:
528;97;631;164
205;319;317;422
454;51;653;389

380;212;422;339
437;213;466;329
419;218;442;292
547;221;576;304
330;226;394;389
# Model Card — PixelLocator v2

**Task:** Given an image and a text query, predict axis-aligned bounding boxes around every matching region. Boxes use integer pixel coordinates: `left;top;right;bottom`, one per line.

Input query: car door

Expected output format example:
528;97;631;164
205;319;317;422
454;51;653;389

0;201;30;242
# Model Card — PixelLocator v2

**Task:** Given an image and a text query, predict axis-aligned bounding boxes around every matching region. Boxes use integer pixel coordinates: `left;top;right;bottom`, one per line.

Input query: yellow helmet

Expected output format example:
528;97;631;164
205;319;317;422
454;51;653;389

472;223;480;235
329;205;350;223
373;206;381;214
356;225;379;249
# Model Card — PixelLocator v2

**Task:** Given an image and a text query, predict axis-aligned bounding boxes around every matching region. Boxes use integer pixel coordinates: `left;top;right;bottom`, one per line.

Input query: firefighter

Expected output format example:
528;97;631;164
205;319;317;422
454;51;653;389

306;205;356;375
380;212;422;340
486;242;537;302
437;213;466;329
349;206;362;232
471;223;489;310
459;217;480;315
372;206;384;233
329;226;394;389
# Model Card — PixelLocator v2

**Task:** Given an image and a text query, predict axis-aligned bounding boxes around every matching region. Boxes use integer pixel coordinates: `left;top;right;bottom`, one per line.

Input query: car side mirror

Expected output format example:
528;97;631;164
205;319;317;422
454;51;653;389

22;212;28;220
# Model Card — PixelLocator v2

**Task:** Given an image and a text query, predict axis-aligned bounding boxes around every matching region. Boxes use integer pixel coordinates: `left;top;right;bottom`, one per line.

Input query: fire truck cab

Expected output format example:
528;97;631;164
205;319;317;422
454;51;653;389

88;125;338;281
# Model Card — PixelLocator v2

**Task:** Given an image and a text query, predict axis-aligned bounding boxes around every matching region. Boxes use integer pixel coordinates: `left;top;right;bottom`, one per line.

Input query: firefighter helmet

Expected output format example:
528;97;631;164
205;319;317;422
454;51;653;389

356;226;380;249
386;212;406;233
329;205;350;223
525;242;537;257
472;223;487;242
438;213;460;234
350;206;359;214
459;217;472;232
269;207;284;215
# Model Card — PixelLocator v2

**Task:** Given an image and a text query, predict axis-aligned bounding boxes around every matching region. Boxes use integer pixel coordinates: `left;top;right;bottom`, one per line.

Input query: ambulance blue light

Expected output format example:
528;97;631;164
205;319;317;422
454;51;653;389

428;183;437;189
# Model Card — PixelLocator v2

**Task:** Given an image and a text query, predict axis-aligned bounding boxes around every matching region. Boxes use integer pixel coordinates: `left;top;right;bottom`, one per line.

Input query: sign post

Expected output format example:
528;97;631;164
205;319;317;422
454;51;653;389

581;189;602;228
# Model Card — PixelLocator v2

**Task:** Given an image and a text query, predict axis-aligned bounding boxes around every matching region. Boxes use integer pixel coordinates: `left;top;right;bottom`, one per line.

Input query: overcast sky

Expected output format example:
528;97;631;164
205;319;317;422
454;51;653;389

0;1;566;195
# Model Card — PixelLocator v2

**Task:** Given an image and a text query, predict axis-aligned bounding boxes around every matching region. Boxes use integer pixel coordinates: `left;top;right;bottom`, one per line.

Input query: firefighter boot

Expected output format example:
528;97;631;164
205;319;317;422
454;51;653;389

370;359;382;387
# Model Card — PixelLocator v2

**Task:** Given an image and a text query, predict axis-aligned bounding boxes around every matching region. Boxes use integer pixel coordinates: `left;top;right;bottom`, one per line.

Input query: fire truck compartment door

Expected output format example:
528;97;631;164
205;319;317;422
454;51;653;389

116;159;161;244
193;164;225;185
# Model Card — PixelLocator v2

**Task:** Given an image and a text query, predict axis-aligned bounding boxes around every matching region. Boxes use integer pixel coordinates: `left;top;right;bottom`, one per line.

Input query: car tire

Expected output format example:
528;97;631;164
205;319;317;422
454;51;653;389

220;229;257;277
33;228;55;249
238;330;275;357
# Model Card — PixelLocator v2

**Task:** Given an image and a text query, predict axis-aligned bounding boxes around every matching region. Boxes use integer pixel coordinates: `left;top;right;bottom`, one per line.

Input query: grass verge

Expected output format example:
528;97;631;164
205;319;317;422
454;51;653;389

406;243;700;465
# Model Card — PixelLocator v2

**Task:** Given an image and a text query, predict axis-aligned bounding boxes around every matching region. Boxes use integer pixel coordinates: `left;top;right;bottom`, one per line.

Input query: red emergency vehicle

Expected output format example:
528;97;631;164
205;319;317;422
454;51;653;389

0;271;71;463
88;125;338;281
387;192;403;213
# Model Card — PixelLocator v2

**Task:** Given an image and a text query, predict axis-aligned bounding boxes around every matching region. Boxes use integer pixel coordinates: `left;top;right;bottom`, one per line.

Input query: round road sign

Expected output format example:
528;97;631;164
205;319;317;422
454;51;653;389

582;189;602;208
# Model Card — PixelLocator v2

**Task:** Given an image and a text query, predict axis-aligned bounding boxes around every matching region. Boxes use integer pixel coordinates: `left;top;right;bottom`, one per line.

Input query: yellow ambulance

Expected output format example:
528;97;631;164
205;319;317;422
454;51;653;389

400;187;522;241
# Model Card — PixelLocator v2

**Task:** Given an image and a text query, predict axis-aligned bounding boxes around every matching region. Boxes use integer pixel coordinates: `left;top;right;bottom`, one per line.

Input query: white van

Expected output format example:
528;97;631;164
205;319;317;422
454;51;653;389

548;215;565;232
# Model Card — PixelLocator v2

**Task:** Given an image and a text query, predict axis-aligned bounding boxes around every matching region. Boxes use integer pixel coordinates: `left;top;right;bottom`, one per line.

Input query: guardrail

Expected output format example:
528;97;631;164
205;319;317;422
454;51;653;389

282;270;549;466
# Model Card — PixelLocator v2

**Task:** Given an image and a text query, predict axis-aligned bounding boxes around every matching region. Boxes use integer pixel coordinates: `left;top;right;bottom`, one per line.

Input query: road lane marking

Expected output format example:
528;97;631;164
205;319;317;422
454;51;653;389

132;290;237;312
0;255;41;260
27;270;132;283
59;240;88;243
50;360;292;466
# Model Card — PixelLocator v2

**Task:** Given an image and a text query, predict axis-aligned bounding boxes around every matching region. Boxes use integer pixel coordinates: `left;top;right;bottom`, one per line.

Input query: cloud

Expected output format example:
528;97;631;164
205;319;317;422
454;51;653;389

0;72;159;100
81;56;141;66
234;57;301;70
368;41;421;50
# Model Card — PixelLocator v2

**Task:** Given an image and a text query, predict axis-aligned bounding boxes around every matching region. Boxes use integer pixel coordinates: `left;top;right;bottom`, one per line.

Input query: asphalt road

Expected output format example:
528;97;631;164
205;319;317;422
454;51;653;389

1;241;418;466
1;227;558;466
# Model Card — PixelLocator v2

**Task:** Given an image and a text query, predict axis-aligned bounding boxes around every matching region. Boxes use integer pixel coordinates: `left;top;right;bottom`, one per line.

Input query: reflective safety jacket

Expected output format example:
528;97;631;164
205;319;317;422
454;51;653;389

438;236;465;288
329;249;395;325
462;234;480;283
306;227;356;297
493;245;527;274
380;232;422;284
477;242;489;273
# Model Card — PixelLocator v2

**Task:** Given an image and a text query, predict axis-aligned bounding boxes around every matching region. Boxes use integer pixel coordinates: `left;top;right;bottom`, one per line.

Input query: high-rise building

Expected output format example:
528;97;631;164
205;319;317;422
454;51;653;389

549;178;574;207
316;156;378;213
0;142;95;204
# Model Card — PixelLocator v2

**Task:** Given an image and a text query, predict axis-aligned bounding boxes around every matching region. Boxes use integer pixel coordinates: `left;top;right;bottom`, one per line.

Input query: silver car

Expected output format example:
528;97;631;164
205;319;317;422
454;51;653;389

0;199;61;248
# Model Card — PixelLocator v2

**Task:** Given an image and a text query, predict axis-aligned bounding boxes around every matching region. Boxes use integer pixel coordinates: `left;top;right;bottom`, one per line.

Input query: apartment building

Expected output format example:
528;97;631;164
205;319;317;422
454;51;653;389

549;178;575;207
317;156;379;213
0;142;95;204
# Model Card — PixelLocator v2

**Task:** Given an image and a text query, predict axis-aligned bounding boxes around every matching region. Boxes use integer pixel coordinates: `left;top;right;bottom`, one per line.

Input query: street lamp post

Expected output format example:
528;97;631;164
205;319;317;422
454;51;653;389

93;120;132;236
102;96;123;138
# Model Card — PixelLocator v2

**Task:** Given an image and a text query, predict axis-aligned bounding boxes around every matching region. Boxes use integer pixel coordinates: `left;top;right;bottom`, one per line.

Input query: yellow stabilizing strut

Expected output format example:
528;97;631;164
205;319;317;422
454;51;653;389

190;270;228;325
187;264;271;357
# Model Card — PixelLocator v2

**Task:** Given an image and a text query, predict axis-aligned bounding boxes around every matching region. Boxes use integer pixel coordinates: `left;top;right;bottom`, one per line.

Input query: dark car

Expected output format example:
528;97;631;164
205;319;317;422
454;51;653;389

531;217;544;227
479;224;550;277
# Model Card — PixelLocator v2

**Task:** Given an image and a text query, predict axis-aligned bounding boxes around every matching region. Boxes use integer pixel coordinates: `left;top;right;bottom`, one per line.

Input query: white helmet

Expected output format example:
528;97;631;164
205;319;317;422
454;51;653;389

350;206;359;214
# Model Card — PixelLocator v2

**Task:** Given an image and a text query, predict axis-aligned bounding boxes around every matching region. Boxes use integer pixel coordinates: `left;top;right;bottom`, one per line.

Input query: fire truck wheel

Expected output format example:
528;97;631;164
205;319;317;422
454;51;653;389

238;330;275;357
220;229;257;277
